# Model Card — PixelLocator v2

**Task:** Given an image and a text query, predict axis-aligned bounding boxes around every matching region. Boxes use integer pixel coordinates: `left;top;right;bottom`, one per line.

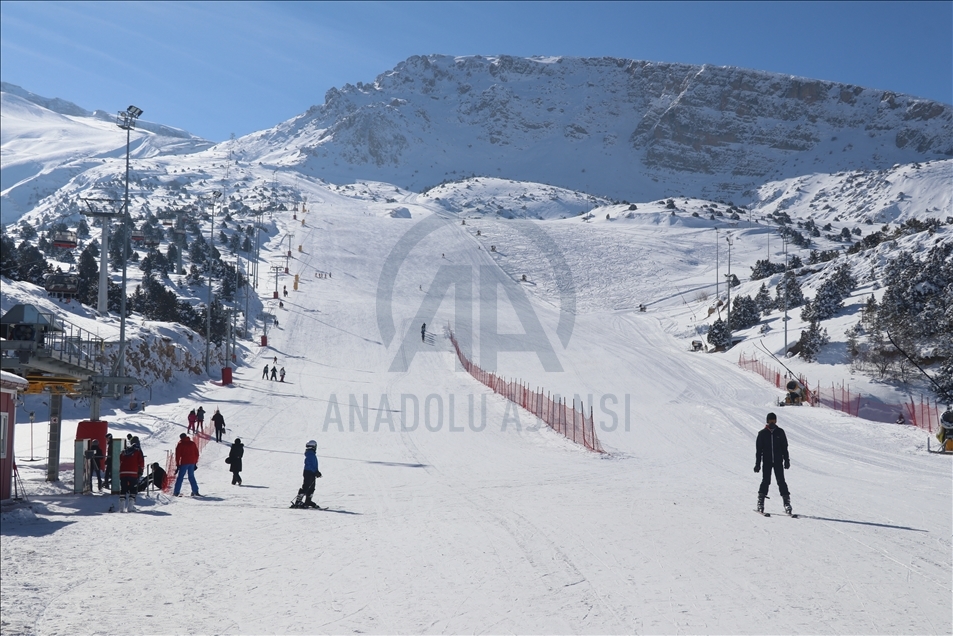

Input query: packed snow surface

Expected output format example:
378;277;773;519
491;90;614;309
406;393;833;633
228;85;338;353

2;178;950;635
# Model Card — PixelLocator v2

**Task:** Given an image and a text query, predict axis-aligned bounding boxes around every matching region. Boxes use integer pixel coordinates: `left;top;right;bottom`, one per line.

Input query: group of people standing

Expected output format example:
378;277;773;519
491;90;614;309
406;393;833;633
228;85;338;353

171;406;243;496
262;357;286;382
186;406;227;442
187;406;205;433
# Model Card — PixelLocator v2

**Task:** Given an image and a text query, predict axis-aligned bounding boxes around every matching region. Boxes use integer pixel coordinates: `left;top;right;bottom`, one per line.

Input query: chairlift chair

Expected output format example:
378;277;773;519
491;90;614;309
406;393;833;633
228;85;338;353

52;231;78;249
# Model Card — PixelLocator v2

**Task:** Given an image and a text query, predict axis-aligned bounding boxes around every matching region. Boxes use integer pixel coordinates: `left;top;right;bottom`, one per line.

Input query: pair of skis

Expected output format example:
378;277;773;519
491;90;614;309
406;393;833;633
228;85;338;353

290;500;328;510
755;509;798;518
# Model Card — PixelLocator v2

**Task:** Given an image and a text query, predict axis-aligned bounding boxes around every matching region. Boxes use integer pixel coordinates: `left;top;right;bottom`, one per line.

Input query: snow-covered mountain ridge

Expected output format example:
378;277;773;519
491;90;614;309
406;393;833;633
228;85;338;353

231;54;951;202
1;83;211;224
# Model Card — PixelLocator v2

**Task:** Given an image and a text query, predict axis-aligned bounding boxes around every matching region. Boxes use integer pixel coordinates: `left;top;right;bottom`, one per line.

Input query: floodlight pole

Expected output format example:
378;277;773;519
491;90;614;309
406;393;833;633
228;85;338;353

783;232;789;354
715;227;720;300
725;234;733;341
205;191;222;375
115;105;143;390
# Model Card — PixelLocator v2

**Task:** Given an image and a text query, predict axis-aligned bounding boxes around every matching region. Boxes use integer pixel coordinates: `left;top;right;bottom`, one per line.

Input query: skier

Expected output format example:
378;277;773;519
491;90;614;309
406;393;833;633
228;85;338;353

291;440;322;508
195;406;206;432
173;433;201;497
754;412;792;515
118;438;144;512
279;367;286;382
227;438;244;485
283;285;288;297
270;366;278;381
421;322;426;342
212;408;226;443
187;408;197;433
262;364;269;379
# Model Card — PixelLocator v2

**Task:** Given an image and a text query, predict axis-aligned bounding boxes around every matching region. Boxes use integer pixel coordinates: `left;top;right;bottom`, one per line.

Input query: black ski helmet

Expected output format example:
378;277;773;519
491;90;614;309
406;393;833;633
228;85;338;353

306;440;317;450
766;412;777;423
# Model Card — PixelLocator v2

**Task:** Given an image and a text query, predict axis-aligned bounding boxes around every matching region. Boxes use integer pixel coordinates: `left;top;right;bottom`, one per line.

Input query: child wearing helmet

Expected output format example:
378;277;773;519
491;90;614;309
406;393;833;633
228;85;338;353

292;440;321;508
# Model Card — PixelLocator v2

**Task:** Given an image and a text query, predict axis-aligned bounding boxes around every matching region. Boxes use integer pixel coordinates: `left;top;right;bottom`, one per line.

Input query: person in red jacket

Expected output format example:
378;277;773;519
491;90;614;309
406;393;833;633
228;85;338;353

173;433;201;497
118;439;145;512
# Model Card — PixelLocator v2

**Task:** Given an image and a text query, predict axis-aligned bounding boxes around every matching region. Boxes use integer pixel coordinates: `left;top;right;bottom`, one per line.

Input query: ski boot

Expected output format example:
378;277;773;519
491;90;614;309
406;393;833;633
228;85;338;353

290;493;304;509
782;495;792;515
304;498;318;509
126;495;137;512
756;494;765;514
119;496;127;513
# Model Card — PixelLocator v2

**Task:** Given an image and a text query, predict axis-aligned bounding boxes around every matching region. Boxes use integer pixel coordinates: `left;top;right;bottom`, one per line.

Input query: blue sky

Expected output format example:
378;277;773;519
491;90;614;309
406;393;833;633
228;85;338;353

2;1;950;142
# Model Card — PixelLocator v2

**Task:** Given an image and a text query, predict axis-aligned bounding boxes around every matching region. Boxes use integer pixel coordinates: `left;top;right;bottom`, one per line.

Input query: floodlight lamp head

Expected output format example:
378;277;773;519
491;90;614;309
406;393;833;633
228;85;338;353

127;105;143;119
212;191;222;198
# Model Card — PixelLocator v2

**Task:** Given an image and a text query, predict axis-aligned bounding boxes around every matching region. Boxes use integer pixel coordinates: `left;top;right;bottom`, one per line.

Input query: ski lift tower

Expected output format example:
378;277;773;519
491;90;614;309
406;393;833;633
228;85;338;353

80;198;123;313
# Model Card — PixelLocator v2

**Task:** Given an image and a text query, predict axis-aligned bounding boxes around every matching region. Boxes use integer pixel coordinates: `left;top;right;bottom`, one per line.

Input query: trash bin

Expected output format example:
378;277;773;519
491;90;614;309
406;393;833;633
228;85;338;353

260;335;267;347
222;367;233;385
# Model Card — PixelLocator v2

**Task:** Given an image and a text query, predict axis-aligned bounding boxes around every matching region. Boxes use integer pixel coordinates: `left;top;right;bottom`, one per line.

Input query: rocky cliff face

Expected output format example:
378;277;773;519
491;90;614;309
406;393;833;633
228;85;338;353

233;55;952;203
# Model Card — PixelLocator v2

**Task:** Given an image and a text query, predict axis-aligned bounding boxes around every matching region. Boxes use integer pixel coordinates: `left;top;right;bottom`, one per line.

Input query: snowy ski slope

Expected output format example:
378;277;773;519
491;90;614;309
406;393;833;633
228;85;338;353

2;184;950;635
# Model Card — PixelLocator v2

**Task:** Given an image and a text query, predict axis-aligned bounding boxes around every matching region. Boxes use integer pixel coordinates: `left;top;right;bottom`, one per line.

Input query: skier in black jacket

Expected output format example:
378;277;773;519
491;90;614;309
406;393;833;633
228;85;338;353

754;412;792;514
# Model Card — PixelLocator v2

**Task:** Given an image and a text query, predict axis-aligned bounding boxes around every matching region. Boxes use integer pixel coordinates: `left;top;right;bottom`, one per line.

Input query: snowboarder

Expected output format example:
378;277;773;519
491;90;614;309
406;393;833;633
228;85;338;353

195;406;206;432
421;322;426;342
212;408;226;443
187;409;197;433
173;433;201;497
262;364;269;379
270;366;278;381
227;438;244;485
118;438;144;512
291;440;321;508
279;367;286;382
896;413;906;425
755;412;792;515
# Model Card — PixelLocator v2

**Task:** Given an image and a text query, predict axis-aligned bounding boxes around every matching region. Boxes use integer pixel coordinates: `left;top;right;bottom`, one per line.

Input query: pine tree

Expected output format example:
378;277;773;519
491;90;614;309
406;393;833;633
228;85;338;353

775;271;804;309
0;234;19;279
707;318;731;350
750;259;785;281
755;282;774;315
16;241;49;285
76;245;100;306
729;295;760;330
797;321;829;362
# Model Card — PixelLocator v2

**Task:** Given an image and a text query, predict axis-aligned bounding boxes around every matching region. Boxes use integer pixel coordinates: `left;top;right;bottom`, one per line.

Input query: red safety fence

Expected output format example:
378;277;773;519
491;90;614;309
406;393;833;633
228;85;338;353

738;352;944;432
161;428;214;493
448;328;604;454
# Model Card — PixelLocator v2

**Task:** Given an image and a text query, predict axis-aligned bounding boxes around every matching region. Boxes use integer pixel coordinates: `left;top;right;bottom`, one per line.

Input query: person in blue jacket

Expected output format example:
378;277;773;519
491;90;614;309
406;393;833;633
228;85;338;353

291;440;321;508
